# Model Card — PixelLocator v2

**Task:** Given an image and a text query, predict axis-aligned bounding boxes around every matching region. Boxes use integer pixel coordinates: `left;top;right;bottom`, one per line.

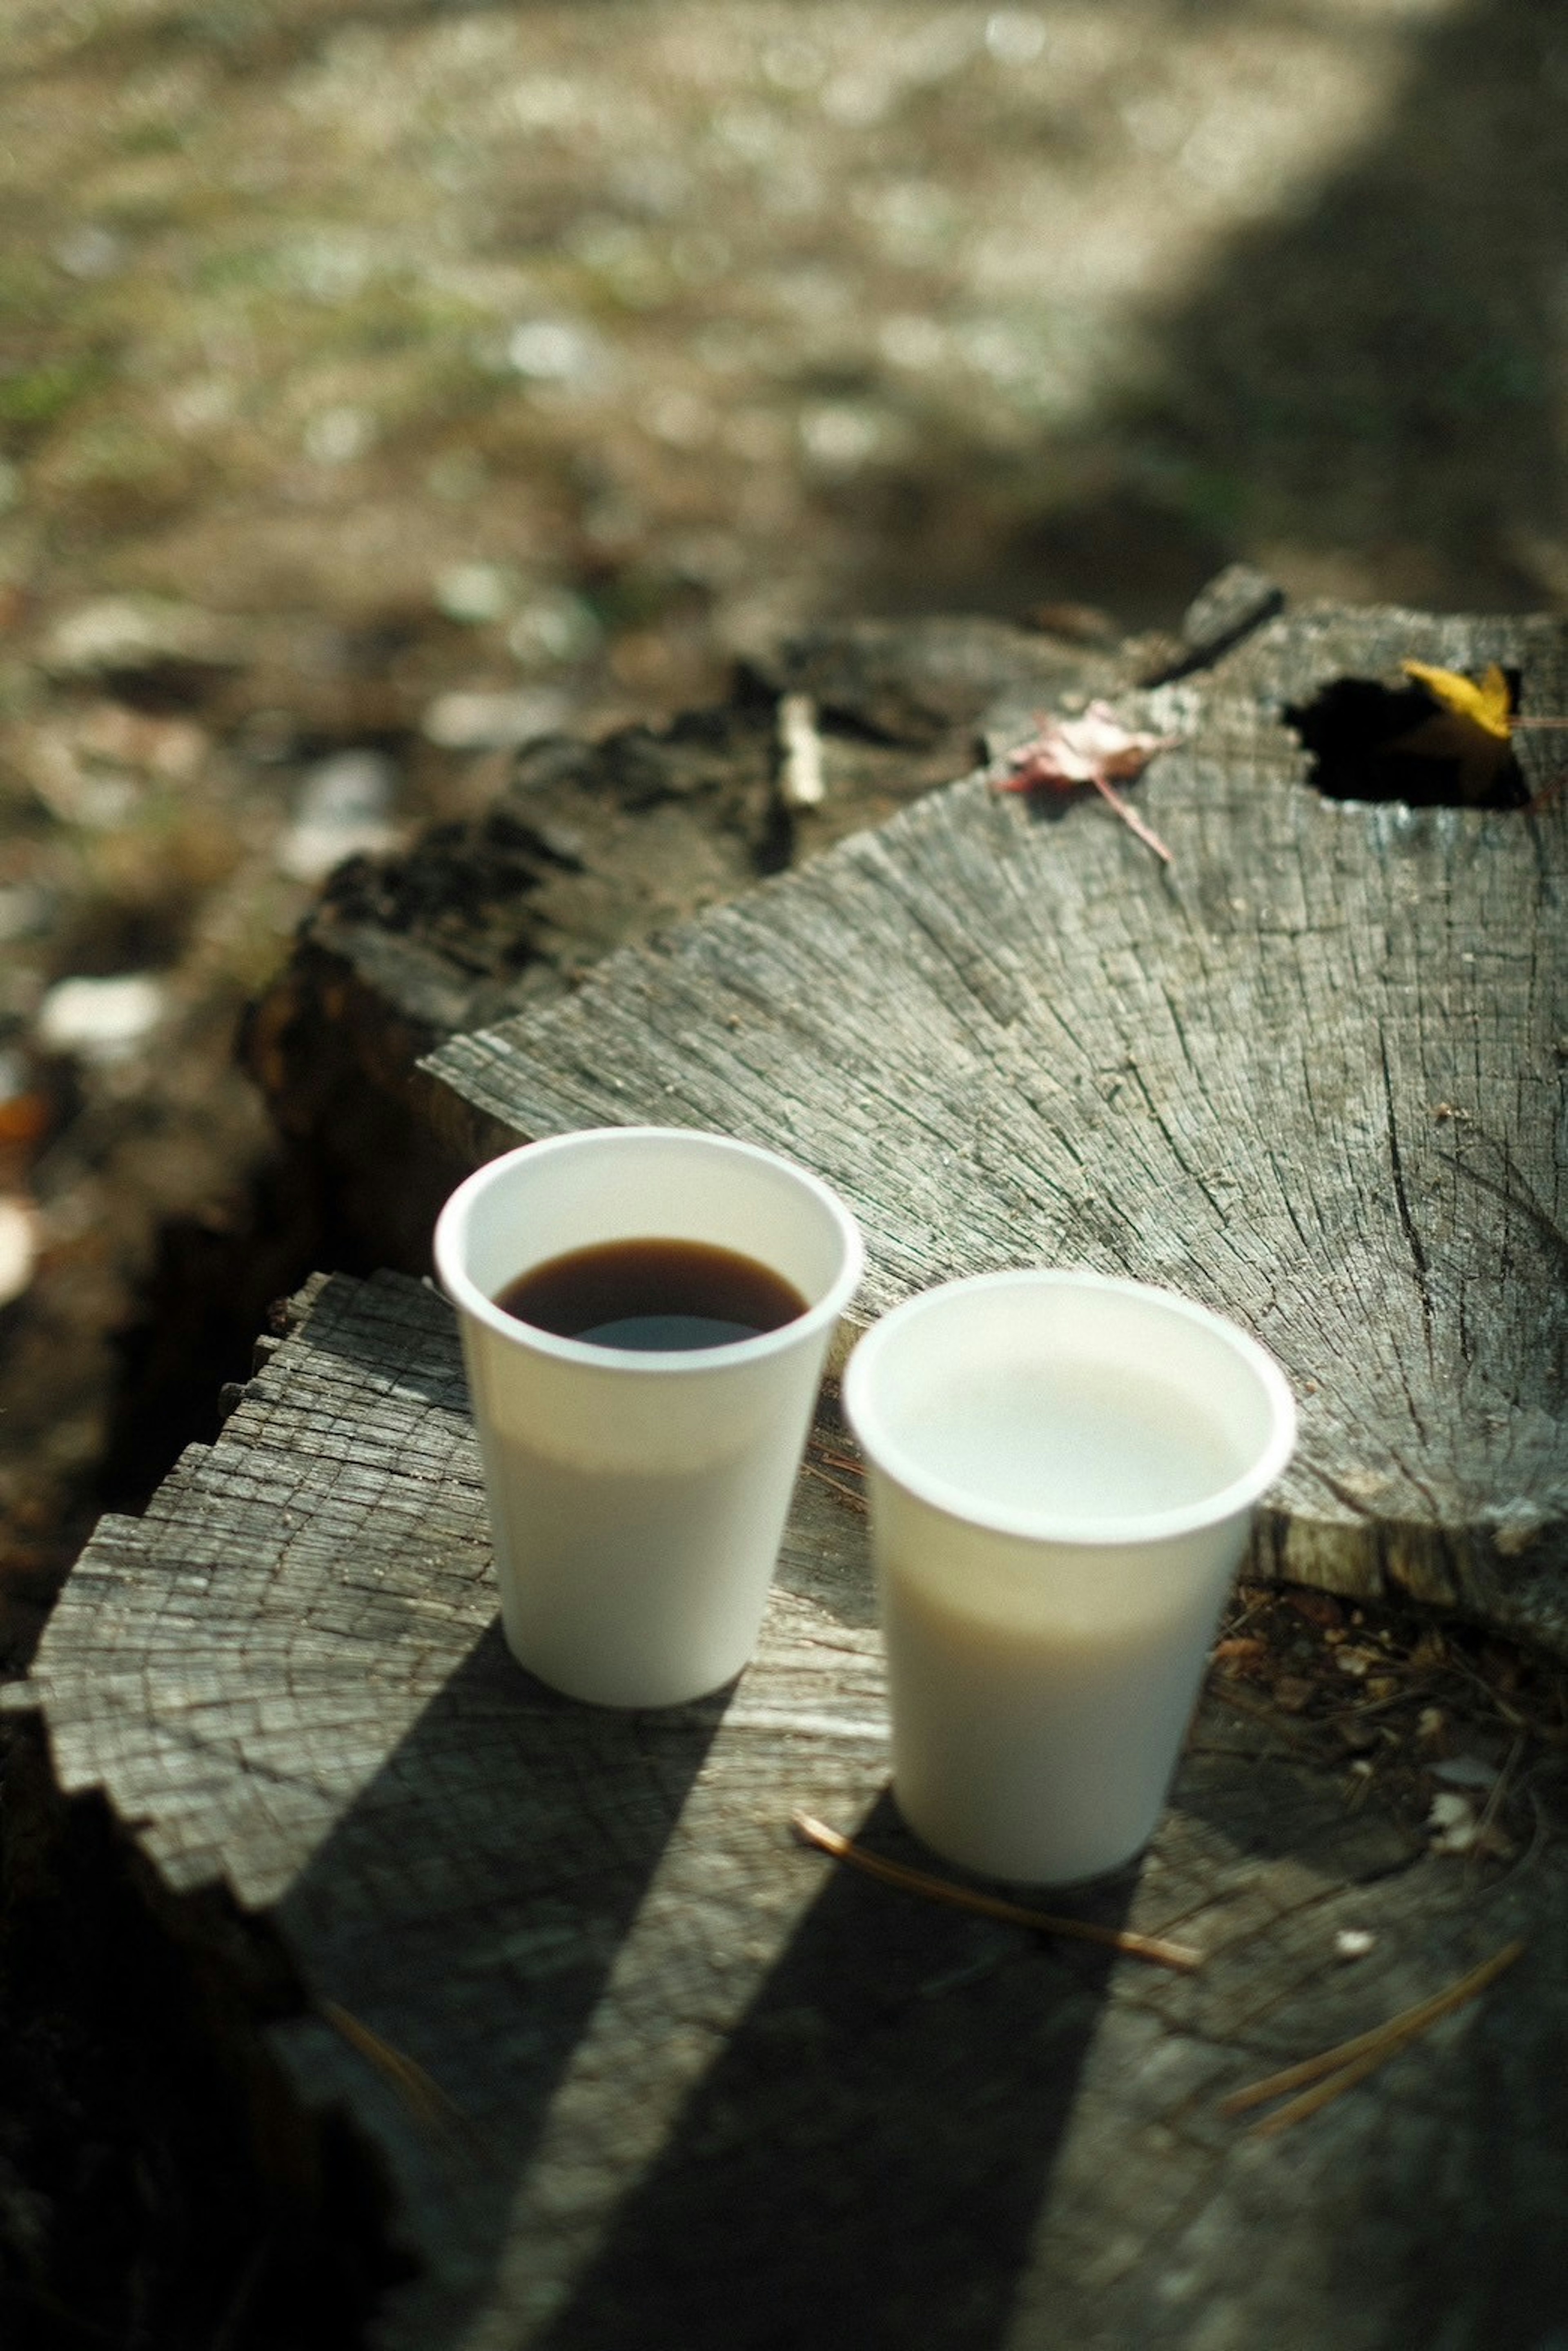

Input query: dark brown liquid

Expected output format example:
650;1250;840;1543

495;1237;809;1351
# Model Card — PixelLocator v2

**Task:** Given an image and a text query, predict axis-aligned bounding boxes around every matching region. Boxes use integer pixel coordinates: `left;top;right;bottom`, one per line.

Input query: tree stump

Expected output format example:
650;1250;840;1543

419;603;1568;1653
246;597;1568;1653
244;615;1128;1275
16;591;1567;2344
14;1269;1568;2350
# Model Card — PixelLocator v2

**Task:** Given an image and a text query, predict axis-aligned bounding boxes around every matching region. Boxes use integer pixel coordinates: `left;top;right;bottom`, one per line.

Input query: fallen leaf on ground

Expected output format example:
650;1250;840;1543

1402;659;1512;741
993;703;1177;862
996;704;1176;788
1394;659;1517;801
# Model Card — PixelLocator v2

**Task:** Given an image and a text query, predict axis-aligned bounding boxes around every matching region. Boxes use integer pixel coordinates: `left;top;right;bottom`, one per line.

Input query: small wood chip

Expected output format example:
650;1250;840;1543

790;1810;1201;1973
777;691;826;808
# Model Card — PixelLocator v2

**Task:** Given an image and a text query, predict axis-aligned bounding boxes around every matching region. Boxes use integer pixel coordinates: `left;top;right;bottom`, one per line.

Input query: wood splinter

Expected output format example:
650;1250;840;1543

777;692;826;809
790;1810;1202;1973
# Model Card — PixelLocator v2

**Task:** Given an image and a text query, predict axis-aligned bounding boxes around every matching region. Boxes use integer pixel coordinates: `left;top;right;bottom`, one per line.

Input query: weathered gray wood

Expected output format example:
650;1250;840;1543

424;605;1568;1653
245;617;1122;1275
16;1270;1568;2349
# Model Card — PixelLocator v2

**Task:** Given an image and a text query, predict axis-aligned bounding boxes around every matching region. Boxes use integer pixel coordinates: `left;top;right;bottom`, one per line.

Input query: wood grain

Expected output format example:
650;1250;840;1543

16;1271;1568;2349
425;606;1568;1648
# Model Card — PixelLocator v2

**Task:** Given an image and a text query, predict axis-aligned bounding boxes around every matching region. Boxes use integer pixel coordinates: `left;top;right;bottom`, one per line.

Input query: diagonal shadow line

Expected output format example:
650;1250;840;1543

537;1789;1133;2351
1112;0;1568;591
835;0;1568;625
272;1616;733;2351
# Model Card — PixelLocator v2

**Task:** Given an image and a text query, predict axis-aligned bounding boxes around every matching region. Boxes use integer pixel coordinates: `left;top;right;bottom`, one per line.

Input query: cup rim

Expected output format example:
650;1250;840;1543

842;1268;1297;1545
433;1125;865;1372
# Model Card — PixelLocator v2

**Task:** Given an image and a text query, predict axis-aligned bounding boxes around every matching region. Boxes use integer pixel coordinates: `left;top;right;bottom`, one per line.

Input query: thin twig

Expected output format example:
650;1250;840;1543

811;1441;865;1477
1242;2039;1413;2137
1440;1641;1547;1737
1221;1937;1525;2134
791;1810;1201;1973
1466;1731;1527;1879
1332;1684;1436;1720
1500;1781;1554;1892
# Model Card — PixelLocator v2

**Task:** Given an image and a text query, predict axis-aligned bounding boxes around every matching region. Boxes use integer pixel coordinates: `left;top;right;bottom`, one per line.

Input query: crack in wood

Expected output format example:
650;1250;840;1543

19;1264;1568;2349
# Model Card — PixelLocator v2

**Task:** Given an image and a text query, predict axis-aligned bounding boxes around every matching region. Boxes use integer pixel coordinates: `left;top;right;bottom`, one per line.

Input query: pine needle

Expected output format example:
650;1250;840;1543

320;1999;467;2137
801;1460;867;1511
790;1810;1201;1973
1222;1937;1525;2135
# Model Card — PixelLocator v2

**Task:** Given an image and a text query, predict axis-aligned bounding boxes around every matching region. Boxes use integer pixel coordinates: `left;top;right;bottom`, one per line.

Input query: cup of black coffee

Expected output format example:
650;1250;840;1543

434;1128;864;1707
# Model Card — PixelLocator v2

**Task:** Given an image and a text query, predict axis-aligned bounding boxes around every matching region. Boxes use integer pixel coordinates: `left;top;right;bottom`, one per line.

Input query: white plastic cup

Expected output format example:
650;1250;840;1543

843;1271;1296;1884
434;1129;864;1708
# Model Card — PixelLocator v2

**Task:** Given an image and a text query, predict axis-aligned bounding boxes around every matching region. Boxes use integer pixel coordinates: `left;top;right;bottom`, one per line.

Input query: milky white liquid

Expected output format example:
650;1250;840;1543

897;1361;1239;1523
871;1365;1252;1883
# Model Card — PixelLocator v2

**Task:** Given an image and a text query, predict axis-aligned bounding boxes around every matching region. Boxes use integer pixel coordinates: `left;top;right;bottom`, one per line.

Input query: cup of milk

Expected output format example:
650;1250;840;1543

843;1271;1296;1885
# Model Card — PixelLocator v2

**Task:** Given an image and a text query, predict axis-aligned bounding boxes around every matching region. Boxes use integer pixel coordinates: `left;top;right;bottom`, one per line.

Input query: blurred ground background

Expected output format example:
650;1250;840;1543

1;0;1566;1635
0;3;1566;2341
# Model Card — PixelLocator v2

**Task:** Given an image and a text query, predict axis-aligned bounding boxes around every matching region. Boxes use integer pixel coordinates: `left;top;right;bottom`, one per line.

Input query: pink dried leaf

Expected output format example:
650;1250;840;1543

994;702;1178;864
995;702;1177;792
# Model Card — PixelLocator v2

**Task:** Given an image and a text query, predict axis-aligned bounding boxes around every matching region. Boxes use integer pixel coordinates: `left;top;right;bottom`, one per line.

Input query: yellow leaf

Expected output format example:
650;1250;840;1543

1402;659;1512;742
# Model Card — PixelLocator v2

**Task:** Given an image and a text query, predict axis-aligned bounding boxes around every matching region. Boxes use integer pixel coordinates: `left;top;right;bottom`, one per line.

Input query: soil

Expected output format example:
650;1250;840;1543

2;0;1566;1639
0;4;1566;2344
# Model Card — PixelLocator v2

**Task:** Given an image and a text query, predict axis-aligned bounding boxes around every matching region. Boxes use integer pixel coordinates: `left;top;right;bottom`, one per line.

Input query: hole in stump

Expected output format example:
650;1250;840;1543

1285;673;1530;810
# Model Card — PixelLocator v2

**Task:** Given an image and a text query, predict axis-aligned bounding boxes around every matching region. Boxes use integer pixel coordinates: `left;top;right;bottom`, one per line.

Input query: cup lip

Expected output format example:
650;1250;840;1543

842;1267;1297;1546
433;1125;865;1373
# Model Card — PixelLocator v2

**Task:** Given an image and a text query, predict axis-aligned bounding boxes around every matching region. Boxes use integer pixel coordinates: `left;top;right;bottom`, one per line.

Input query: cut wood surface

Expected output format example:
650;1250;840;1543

18;1270;1568;2350
244;614;1129;1275
424;605;1568;1652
